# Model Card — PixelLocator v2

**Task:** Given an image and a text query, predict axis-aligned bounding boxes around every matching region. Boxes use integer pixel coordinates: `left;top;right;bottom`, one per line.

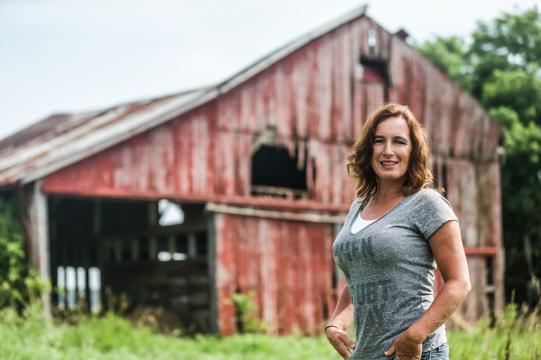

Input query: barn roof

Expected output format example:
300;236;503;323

0;5;370;187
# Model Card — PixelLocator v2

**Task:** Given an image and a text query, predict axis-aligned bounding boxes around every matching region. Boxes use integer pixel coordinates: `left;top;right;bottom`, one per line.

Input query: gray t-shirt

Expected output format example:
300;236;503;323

332;188;458;359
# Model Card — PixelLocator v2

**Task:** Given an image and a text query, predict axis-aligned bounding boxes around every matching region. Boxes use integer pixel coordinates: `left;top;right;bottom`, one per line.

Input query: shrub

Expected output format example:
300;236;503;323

232;290;267;334
0;197;45;310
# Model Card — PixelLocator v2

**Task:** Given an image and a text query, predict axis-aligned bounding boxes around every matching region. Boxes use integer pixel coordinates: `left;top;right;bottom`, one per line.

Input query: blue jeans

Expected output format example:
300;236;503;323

391;343;449;360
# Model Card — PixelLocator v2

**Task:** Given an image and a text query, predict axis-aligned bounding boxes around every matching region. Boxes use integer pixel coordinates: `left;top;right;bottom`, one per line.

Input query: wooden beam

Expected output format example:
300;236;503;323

464;246;498;257
28;180;51;316
206;203;346;224
41;187;350;213
207;213;218;334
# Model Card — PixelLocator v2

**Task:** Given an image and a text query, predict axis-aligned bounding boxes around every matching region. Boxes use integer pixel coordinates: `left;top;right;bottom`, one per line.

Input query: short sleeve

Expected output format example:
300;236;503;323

413;189;459;240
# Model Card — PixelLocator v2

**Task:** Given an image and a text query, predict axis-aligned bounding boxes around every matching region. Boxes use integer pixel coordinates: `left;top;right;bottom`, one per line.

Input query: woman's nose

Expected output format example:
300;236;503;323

382;141;393;155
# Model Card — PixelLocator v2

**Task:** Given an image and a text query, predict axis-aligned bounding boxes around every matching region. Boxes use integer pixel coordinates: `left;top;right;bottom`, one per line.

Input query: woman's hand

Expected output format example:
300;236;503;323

325;326;356;359
384;331;422;360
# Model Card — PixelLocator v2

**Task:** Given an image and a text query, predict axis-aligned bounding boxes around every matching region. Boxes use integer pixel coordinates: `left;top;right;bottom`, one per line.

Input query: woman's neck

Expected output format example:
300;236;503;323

374;182;404;202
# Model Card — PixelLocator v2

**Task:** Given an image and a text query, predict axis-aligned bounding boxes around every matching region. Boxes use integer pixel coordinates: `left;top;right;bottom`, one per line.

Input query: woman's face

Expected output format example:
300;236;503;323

370;116;412;184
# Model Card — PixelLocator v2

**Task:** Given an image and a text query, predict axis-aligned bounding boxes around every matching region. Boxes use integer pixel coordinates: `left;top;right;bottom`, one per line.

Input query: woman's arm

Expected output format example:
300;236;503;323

325;285;356;359
385;220;471;359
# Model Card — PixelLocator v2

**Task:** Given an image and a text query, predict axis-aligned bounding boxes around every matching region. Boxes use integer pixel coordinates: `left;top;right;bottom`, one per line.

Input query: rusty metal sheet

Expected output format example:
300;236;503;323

0;88;216;187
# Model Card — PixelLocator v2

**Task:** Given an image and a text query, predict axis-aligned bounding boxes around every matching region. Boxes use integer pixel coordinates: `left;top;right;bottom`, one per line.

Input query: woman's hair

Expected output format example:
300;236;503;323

346;103;433;199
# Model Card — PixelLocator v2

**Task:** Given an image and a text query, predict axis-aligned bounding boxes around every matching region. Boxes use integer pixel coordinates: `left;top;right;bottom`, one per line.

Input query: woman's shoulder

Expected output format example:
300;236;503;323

347;197;366;213
410;187;454;210
415;187;443;198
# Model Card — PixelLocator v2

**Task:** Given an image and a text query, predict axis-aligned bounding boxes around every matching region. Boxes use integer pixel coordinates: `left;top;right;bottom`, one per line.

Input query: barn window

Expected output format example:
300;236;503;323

251;143;308;199
367;28;377;49
359;57;389;84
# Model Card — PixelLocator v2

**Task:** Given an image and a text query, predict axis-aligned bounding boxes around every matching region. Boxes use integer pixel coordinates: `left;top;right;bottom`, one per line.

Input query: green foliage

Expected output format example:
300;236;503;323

482;69;541;124
0;197;45;310
416;36;473;91
417;6;541;304
0;302;540;359
468;7;541;97
232;290;267;334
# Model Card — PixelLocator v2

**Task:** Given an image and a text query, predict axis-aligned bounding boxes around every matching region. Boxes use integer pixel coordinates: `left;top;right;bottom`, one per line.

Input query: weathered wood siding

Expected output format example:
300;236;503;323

214;213;336;335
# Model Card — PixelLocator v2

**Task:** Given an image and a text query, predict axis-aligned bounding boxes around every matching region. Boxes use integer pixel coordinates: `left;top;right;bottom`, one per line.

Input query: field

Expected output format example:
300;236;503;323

1;304;540;360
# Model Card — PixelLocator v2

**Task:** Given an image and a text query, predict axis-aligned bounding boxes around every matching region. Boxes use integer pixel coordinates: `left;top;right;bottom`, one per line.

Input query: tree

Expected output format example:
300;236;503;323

417;7;541;305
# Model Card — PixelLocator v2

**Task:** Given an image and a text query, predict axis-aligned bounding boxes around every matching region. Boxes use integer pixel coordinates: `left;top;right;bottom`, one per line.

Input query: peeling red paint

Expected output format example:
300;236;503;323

215;213;335;335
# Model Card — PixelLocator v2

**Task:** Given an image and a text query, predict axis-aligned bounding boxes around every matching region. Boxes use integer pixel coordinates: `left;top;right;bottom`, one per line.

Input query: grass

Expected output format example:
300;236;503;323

0;303;540;359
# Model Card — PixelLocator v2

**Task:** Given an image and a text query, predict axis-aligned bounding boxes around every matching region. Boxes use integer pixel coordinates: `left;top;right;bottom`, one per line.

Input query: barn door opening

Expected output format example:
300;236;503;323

49;197;214;333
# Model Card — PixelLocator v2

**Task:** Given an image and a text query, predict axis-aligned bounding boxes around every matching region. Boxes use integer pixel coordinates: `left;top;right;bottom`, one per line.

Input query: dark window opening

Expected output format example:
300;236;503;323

432;161;449;197
432;160;449;198
251;143;308;199
441;163;448;196
195;231;207;256
485;256;496;326
359;57;389;83
121;241;131;262
138;237;149;261
359;57;391;102
176;234;188;254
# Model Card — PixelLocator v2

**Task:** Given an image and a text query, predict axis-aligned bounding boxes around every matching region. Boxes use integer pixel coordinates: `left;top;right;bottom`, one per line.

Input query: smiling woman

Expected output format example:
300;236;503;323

324;103;471;360
370;116;412;184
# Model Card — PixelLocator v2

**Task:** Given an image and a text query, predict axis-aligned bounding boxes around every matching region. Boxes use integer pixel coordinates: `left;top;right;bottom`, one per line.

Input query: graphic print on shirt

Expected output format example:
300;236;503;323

333;237;375;263
349;279;393;328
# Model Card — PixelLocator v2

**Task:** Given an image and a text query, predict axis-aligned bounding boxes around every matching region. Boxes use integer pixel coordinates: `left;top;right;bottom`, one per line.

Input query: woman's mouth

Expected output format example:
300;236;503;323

380;160;399;169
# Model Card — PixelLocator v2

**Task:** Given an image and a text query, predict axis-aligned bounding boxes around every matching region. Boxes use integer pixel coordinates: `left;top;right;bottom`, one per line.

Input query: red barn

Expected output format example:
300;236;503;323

0;5;503;334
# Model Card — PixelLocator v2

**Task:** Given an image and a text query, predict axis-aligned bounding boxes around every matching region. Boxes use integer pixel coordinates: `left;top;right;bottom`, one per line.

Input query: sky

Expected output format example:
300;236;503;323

0;0;538;140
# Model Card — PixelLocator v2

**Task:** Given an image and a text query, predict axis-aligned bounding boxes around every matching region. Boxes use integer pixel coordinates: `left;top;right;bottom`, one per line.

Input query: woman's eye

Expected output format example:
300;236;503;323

374;138;384;144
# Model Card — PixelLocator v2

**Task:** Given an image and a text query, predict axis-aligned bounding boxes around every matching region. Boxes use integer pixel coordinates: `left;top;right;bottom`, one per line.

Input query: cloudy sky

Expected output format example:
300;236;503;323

0;0;538;139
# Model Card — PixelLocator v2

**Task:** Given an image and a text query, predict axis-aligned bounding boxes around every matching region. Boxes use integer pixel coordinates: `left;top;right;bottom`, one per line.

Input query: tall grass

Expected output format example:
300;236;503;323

448;302;541;360
0;302;540;359
0;303;336;360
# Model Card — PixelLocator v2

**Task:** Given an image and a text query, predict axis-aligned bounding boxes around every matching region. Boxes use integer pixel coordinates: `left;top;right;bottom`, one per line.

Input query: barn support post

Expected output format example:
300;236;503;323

91;199;101;312
27;180;51;317
207;212;218;334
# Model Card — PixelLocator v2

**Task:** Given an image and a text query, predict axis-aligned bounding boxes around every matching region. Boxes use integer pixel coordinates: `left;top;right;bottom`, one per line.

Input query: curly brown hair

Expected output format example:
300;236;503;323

346;103;433;200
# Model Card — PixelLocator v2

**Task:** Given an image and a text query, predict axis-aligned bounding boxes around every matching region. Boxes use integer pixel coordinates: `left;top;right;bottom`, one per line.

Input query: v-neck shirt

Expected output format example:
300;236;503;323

351;214;378;234
332;188;459;360
349;195;408;234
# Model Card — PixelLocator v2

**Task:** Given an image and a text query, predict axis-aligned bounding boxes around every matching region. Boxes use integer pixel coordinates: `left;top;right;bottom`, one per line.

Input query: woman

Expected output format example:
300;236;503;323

325;103;471;360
